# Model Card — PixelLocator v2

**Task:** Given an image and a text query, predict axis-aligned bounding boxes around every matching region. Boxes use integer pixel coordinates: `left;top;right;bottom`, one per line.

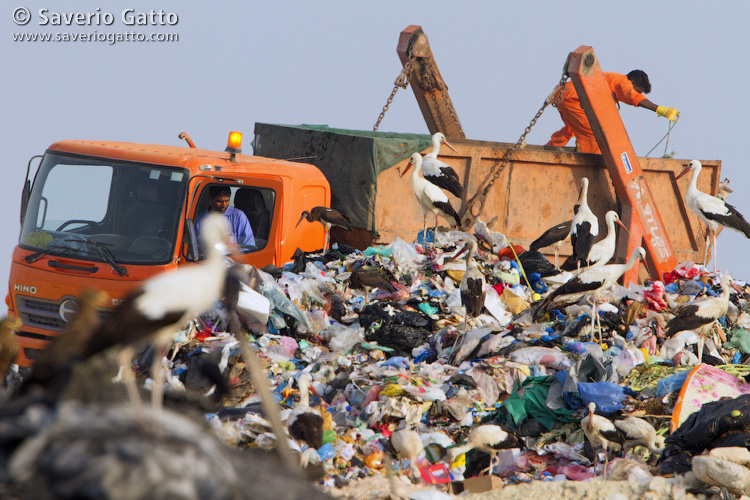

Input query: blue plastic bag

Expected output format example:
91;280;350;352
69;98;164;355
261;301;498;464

381;356;410;369
656;370;690;398
577;381;630;414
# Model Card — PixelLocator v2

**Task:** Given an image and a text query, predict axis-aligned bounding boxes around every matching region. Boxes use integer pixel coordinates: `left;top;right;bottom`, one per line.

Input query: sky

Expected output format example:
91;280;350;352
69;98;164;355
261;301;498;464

3;1;750;315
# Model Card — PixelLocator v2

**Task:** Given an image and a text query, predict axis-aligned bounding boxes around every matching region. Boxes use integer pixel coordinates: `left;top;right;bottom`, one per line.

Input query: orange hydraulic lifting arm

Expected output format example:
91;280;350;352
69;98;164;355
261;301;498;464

567;46;677;285
397;25;465;139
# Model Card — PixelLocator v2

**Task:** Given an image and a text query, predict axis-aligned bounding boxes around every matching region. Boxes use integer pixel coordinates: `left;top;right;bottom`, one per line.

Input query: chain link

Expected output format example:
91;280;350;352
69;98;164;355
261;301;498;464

461;68;570;226
373;57;414;131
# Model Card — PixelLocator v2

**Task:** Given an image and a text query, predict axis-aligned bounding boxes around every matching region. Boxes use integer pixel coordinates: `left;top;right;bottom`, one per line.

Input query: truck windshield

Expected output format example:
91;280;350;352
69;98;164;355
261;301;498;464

19;152;188;265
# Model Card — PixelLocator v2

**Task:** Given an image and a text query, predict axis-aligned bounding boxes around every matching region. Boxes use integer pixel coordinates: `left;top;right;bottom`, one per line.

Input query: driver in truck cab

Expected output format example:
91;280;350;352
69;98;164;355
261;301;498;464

195;185;255;247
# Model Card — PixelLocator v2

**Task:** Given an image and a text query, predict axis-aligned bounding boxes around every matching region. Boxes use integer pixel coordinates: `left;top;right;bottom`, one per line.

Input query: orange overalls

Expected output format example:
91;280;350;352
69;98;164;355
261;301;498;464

546;72;647;154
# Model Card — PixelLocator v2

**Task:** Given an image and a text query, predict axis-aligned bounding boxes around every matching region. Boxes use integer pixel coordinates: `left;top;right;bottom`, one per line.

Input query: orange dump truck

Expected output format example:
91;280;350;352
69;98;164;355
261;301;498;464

7;133;330;366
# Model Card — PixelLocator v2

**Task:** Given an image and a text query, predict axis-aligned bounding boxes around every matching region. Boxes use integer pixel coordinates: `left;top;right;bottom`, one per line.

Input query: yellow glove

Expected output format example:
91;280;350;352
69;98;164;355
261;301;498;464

656;106;679;122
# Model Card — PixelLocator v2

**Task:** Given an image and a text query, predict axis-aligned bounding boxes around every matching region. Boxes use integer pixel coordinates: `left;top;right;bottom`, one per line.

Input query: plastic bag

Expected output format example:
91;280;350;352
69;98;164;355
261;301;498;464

656;370;690;398
577;381;630;414
388;237;428;273
509;347;573;371
327;323;365;354
661;393;750;475
726;327;750;354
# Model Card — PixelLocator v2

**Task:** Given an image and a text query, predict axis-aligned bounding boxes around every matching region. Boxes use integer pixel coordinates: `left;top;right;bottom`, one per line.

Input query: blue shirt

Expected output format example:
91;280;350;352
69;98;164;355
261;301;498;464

196;206;256;247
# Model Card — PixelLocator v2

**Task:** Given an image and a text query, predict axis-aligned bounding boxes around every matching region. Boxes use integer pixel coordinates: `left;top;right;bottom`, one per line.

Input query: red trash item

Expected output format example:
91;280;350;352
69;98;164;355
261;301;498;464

194;326;213;341
497;245;525;261
419;463;453;484
560;463;594;481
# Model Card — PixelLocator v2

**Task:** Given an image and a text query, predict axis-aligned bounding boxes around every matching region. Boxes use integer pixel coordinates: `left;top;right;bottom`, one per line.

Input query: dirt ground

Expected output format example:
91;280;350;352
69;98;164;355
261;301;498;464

332;472;719;500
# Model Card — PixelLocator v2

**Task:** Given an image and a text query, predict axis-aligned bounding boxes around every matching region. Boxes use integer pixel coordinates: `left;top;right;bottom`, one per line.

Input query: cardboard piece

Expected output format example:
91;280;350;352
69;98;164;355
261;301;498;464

449;475;503;494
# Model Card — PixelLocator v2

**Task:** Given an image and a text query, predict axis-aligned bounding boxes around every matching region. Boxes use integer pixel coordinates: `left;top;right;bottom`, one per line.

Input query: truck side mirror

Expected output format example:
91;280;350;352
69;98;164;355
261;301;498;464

21;155;43;227
184;218;199;262
19;179;30;226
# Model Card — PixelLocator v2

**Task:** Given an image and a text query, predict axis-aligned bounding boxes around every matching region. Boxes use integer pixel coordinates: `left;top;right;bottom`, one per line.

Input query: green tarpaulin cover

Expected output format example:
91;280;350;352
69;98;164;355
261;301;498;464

253;124;432;231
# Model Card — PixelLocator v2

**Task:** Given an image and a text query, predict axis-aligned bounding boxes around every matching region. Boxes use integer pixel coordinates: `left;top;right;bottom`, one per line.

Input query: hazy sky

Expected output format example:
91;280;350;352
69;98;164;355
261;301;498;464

3;1;750;314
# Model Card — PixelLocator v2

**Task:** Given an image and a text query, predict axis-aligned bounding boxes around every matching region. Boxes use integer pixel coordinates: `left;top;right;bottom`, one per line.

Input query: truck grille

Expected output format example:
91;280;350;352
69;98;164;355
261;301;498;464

16;296;112;332
17;297;65;331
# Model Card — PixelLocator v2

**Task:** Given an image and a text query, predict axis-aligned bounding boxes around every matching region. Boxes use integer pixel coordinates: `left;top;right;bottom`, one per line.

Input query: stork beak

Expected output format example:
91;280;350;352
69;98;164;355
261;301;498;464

442;139;458;153
309;384;321;399
615;218;629;234
675;165;691;180
446;244;469;263
588;409;594;431
400;160;414;178
295;212;307;228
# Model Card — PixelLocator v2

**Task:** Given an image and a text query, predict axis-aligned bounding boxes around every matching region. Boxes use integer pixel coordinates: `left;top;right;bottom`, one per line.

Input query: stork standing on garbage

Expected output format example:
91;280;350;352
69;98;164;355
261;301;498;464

569;177;599;269
563;211;627;271
676;160;750;272
665;273;734;363
530;219;572;269
82;213;233;418
447;424;522;476
534;247;646;342
401;153;460;247
581;401;624;477
420;132;463;199
296;206;353;253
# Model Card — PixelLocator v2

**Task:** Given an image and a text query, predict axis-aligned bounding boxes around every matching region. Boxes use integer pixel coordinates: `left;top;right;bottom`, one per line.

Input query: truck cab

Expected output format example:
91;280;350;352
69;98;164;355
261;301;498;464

7;133;330;366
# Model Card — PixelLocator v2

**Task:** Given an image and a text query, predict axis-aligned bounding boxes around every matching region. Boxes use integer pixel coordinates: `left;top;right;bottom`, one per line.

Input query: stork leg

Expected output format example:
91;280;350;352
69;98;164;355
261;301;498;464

554;243;560;269
421;214;428;248
409;462;420;483
150;343;169;420
117;347;145;422
697;334;705;364
433;213;440;248
712;231;717;274
703;232;711;270
603;445;610;478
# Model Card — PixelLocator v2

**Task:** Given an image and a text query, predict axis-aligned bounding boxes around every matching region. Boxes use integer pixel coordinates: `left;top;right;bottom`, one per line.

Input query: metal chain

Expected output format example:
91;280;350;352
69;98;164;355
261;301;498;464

461;68;570;225
373;57;415;131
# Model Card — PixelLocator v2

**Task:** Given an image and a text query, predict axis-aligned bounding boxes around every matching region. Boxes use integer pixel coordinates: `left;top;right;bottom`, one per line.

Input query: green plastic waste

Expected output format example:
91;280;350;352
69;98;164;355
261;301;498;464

498;376;577;431
726;327;750;354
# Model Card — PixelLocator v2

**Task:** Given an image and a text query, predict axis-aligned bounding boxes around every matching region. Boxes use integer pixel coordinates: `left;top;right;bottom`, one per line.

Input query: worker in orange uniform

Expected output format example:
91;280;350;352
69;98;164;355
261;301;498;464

546;70;679;154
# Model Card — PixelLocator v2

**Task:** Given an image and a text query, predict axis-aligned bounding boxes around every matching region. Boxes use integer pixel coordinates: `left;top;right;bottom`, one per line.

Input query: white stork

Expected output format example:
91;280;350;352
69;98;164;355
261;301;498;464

665;273;734;363
530;219;572;269
613;416;662;457
580;211;627;269
83;213;232;416
581;402;624;477
421;132;463;199
454;237;486;331
570;177;599;269
535;247;645;342
401;153;460;247
388;428;424;479
677;160;750;272
296;206;353;252
446;237;487;363
447;424;522;476
287;373;324;450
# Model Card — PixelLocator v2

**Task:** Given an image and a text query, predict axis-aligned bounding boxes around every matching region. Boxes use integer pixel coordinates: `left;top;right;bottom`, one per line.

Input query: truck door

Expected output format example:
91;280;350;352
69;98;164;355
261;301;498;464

188;180;281;267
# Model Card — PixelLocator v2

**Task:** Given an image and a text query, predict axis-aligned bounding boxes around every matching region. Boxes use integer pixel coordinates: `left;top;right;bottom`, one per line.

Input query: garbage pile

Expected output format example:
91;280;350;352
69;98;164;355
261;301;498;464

132;227;750;496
